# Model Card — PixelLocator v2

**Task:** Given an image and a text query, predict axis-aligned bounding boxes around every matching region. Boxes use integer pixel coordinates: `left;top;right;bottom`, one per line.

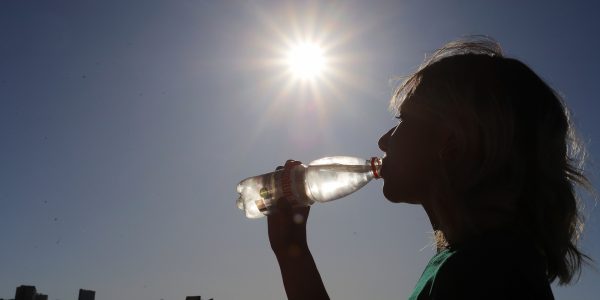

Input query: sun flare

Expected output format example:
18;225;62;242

245;2;366;150
286;42;326;80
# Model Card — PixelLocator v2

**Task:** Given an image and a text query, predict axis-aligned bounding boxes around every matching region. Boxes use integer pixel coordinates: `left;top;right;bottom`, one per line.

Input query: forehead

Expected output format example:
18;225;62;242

398;95;436;118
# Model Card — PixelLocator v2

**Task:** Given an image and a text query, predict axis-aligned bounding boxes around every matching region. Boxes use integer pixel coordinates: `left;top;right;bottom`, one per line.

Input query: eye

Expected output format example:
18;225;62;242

395;113;404;123
391;114;403;136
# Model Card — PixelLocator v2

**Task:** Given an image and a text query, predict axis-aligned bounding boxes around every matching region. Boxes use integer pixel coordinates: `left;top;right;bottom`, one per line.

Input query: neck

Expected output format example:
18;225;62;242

421;196;472;250
422;193;518;251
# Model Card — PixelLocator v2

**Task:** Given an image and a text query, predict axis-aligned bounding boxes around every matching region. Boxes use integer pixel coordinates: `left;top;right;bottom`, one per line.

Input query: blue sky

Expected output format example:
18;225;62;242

1;1;599;299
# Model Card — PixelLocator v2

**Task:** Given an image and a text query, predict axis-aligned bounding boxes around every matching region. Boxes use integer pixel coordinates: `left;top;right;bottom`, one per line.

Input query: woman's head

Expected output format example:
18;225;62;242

379;37;590;284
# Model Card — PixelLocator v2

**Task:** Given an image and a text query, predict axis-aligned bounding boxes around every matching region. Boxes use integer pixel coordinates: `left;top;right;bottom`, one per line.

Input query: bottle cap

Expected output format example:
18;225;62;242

370;157;382;179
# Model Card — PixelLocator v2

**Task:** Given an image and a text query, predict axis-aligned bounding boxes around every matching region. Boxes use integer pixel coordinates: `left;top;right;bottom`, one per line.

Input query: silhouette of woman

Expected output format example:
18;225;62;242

267;37;591;300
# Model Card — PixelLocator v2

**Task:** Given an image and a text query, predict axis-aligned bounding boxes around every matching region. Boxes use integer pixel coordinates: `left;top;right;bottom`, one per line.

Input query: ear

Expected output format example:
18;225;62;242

438;130;458;161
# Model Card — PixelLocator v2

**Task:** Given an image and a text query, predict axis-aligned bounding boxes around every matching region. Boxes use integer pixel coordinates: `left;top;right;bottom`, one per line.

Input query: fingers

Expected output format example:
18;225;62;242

268;196;310;224
284;159;302;169
276;196;310;224
270;159;308;220
275;195;293;214
276;158;301;171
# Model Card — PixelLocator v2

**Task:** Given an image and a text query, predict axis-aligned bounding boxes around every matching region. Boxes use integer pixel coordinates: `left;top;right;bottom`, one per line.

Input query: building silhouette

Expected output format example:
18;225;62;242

33;294;47;300
13;285;48;300
15;285;36;300
6;285;211;300
78;289;95;300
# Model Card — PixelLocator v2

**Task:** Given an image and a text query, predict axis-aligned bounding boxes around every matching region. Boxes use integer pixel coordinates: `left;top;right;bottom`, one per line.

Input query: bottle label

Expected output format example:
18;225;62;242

254;170;284;214
281;162;310;207
255;199;268;213
259;187;271;199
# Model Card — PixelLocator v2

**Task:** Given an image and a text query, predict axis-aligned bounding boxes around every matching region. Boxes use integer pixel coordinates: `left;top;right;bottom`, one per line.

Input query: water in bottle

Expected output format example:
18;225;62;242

236;156;381;218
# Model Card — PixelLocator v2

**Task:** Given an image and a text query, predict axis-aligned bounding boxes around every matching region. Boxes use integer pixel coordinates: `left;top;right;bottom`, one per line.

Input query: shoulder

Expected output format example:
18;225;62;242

429;236;554;299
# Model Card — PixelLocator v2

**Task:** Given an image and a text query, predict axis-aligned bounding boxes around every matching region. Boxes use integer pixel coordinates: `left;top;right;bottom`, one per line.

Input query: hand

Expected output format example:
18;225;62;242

267;162;330;300
268;161;311;257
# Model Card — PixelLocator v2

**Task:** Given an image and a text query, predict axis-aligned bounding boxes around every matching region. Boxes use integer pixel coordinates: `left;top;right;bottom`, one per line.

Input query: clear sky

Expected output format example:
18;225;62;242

1;1;599;299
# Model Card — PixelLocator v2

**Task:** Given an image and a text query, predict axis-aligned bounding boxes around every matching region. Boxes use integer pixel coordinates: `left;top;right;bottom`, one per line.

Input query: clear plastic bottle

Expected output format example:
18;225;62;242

236;156;381;218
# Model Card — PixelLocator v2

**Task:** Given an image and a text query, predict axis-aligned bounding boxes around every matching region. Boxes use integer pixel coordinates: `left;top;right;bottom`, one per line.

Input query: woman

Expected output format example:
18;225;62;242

267;37;591;299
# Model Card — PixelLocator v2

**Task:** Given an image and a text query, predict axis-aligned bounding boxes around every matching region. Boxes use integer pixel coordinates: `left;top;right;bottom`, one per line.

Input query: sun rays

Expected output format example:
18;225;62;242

237;2;374;152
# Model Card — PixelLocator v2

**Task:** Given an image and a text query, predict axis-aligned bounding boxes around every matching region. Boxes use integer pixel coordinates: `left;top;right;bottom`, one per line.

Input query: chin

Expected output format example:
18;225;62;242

382;182;421;204
382;183;401;203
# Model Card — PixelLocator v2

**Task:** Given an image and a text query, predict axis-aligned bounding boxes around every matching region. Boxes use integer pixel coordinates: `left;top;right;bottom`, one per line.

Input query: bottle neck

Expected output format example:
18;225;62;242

369;157;382;179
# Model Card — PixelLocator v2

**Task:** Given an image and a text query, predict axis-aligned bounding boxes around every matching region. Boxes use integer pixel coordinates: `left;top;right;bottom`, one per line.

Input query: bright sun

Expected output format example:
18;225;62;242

286;42;326;80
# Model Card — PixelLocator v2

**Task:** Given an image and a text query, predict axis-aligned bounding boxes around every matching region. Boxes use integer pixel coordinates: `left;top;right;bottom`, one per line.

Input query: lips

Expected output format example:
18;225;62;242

379;158;386;178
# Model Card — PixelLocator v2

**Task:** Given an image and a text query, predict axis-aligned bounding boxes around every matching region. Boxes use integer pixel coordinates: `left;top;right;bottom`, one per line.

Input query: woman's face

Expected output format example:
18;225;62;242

378;99;449;204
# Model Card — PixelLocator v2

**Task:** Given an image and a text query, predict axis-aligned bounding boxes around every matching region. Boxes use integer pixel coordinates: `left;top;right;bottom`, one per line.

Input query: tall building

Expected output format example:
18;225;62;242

15;285;36;300
77;289;95;300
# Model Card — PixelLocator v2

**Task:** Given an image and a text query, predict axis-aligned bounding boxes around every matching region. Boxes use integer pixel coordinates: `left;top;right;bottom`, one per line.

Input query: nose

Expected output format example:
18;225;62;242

378;127;393;152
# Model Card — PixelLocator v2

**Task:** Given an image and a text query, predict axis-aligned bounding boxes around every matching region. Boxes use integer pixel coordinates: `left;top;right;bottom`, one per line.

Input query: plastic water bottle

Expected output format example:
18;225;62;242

236;156;382;218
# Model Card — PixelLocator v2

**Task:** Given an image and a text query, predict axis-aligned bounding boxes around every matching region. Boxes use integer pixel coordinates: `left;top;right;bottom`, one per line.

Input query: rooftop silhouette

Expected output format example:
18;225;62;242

3;285;213;300
78;289;95;300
